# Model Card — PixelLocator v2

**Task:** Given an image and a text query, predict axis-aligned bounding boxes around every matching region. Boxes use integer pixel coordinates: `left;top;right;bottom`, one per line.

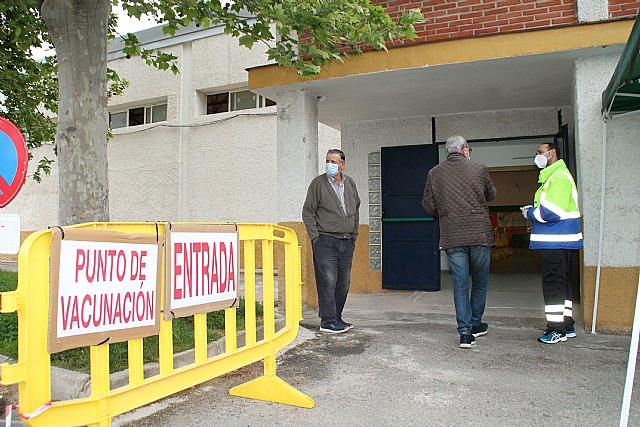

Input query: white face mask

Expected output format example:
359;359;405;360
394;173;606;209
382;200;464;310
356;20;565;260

534;154;547;169
534;150;552;169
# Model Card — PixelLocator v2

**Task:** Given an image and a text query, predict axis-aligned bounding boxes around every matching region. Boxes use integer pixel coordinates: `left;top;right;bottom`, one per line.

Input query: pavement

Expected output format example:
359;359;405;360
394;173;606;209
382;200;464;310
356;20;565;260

108;273;640;427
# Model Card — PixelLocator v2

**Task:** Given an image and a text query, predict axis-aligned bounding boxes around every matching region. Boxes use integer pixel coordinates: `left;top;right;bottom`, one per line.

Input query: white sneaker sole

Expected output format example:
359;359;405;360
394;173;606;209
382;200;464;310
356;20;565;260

472;330;488;338
320;327;348;334
539;336;567;344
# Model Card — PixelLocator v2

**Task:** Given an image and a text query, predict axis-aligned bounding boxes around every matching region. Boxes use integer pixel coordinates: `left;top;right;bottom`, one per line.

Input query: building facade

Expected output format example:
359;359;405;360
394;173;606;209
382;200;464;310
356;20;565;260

248;0;640;331
4;23;340;230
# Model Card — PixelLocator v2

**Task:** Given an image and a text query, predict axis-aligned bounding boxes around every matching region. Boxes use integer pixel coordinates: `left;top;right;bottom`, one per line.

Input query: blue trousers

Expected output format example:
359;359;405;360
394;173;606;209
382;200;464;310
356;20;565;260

312;235;355;327
445;246;491;335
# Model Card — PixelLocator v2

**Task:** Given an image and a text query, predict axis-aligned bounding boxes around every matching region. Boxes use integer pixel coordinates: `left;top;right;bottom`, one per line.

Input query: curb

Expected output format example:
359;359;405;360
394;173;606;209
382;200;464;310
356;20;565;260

1;317;290;401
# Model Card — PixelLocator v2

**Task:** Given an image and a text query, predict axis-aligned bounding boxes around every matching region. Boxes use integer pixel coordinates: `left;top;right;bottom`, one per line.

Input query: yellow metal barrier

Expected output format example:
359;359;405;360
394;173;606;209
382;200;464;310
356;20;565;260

0;222;313;427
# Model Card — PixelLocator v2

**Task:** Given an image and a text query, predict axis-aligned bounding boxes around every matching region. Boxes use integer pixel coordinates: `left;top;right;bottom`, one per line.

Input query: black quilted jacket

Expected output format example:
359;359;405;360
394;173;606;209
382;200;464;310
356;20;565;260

422;153;496;250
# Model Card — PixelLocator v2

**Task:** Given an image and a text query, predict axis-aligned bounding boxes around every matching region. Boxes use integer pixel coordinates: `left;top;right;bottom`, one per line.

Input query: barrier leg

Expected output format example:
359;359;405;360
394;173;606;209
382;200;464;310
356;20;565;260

229;374;314;408
229;352;314;409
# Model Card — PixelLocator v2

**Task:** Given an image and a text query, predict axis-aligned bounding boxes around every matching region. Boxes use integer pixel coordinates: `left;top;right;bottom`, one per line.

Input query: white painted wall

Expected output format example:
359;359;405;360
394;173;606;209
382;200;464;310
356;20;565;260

191;32;271;116
107;125;181;222
435;108;560;140
7;30;340;232
574;55;640;267
188;111;278;223
276;90;319;222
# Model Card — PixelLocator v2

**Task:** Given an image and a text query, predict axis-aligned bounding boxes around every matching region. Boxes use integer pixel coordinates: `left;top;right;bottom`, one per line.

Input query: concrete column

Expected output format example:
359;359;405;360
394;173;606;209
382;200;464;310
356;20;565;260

179;42;193;221
573;54;640;330
576;0;608;22
276;90;319;222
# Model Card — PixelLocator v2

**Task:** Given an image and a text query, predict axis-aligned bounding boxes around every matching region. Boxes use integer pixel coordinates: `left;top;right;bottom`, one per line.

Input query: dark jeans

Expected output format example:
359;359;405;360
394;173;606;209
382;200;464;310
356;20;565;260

312;235;355;327
541;249;575;332
445;246;491;335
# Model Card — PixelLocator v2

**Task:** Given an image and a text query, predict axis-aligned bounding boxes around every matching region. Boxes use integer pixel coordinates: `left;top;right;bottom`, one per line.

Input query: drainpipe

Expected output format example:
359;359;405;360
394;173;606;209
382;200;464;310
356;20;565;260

591;117;607;333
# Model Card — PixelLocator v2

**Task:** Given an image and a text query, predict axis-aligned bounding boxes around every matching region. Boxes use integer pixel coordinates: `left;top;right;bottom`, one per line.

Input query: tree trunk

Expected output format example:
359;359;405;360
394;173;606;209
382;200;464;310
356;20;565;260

41;0;110;226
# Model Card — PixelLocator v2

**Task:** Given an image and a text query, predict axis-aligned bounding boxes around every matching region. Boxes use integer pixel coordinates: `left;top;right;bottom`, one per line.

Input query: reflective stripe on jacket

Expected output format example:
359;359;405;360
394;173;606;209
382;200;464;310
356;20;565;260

526;159;583;250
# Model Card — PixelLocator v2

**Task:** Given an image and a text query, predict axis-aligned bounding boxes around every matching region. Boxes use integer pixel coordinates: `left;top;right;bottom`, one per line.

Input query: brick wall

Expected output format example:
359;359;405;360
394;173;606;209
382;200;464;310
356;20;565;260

609;0;640;18
376;0;578;45
298;0;639;54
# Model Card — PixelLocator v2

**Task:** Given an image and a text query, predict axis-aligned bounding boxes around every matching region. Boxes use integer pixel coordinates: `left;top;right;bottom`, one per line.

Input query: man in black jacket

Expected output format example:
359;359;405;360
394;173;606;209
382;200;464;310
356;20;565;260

422;135;496;348
302;149;361;334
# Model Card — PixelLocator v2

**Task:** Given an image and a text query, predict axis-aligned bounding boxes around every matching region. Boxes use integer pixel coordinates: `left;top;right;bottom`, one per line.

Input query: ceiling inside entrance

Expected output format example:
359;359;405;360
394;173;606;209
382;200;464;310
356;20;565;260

253;45;624;130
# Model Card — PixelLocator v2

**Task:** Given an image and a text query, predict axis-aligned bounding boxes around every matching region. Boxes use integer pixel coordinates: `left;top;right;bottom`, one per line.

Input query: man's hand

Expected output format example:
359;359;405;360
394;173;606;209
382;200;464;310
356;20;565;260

520;205;532;219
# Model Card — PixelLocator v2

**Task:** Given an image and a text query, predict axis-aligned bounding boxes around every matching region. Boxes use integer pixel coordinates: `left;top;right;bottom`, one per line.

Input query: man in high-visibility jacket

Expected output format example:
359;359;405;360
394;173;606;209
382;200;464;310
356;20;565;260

522;142;583;344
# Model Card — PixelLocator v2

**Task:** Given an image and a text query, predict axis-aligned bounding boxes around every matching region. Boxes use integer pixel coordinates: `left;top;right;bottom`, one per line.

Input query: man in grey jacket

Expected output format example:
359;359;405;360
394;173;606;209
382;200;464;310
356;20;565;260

303;149;361;334
422;135;496;348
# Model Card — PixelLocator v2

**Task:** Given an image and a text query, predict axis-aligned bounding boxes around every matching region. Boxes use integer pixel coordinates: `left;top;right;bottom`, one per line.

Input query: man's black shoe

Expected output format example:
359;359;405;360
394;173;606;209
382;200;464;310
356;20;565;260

471;322;489;337
459;334;475;348
319;322;349;334
338;319;354;330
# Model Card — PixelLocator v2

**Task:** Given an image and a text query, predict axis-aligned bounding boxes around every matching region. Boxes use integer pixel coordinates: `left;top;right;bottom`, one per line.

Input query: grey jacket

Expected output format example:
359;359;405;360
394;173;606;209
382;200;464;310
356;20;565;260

302;173;361;242
422;153;496;250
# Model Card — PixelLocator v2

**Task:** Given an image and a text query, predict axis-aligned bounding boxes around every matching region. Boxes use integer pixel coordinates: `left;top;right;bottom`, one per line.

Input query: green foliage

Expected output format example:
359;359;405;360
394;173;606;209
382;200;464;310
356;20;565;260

0;1;57;182
0;271;18;357
2;0;422;184
117;0;424;77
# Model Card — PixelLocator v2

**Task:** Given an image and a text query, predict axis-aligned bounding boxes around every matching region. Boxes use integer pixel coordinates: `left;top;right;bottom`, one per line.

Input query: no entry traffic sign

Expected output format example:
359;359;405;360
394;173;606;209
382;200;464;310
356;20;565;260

0;117;28;208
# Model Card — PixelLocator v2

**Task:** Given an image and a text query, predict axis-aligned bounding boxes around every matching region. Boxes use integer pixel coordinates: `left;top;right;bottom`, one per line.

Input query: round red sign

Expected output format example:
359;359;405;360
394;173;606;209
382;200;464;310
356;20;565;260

0;117;28;208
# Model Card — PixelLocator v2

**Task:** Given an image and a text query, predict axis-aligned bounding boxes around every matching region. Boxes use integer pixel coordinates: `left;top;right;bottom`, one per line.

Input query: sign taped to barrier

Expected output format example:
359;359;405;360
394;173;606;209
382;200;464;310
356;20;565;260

48;228;162;353
165;224;239;320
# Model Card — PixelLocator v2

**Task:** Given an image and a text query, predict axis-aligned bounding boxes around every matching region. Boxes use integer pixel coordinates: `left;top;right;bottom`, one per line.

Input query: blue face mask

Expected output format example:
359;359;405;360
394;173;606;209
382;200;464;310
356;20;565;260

325;163;339;177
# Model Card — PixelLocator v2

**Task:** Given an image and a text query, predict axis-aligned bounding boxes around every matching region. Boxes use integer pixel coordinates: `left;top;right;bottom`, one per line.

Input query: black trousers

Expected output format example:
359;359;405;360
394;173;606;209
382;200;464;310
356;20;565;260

312;235;355;327
541;249;575;332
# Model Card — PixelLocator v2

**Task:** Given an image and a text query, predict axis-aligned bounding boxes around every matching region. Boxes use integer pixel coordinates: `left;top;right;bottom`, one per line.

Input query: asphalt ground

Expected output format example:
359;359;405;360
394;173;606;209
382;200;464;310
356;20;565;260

3;269;640;426
113;278;640;427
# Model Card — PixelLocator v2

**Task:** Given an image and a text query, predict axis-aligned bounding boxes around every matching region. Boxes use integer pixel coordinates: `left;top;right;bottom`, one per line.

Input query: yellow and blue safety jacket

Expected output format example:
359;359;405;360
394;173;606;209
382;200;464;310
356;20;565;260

527;159;583;250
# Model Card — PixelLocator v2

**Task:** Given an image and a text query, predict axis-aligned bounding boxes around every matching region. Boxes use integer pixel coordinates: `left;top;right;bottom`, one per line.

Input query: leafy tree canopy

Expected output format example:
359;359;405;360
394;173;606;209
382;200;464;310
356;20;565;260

1;0;422;181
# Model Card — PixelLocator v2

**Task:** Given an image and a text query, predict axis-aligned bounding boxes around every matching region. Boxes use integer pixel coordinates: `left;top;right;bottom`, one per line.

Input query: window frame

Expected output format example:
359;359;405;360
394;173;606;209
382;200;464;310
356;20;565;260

205;89;275;115
109;102;168;129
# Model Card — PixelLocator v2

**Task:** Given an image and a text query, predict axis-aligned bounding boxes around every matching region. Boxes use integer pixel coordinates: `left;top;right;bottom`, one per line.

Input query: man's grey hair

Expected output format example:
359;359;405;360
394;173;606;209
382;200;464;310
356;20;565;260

446;135;467;154
327;149;345;162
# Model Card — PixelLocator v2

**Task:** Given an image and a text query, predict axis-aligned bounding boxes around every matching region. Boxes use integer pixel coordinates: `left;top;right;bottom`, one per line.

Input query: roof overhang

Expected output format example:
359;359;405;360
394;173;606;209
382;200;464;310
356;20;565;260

602;13;640;117
248;20;635;129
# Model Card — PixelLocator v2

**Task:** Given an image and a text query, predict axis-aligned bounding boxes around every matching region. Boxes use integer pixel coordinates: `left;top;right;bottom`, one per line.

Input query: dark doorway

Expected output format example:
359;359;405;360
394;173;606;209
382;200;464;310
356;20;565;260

488;166;541;275
381;144;440;291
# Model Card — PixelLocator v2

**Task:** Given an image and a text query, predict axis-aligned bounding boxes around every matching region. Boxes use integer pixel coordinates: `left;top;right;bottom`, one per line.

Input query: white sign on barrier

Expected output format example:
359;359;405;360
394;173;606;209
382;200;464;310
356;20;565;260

165;224;239;319
48;228;162;353
0;214;20;255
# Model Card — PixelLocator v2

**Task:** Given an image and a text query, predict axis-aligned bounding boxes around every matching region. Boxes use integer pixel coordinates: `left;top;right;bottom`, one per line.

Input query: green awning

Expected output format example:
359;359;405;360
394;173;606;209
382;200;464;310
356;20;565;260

602;13;640;117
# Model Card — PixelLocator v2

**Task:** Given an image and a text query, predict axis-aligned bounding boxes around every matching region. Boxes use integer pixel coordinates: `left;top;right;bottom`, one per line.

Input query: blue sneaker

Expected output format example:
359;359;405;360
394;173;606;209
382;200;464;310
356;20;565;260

320;322;349;334
338;319;354;330
565;327;576;338
538;329;567;344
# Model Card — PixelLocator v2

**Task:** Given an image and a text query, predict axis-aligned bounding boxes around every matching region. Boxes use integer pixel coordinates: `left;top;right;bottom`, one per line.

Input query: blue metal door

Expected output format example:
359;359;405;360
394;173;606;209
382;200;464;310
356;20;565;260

381;144;440;290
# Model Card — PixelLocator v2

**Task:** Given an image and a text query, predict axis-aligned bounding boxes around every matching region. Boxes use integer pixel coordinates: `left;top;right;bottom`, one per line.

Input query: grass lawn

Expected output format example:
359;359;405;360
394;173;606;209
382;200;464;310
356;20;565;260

0;269;262;374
